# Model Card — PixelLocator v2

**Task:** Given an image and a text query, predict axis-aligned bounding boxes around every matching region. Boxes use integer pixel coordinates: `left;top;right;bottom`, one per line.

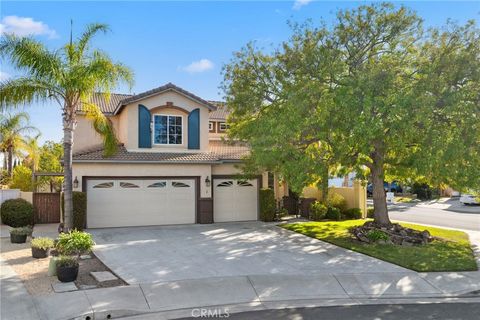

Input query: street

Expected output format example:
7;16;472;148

388;203;480;231
217;302;480;320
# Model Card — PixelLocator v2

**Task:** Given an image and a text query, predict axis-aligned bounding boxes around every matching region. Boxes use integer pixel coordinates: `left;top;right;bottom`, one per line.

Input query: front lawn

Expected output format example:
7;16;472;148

280;220;478;272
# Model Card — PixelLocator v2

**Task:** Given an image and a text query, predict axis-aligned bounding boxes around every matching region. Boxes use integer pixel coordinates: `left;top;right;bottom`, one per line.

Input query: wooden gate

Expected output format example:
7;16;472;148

33;193;60;224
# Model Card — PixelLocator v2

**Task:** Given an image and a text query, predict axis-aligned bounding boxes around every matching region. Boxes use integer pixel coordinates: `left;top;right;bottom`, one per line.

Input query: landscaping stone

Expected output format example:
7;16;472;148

350;221;434;246
90;271;118;282
52;282;78;293
80;254;92;260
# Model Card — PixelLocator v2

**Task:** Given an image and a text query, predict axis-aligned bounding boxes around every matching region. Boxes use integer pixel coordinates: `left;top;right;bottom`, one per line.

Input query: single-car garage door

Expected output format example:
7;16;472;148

86;179;196;228
213;179;258;222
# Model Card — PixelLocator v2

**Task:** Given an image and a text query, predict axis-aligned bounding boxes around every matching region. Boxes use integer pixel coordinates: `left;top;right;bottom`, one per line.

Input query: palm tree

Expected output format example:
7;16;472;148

0;23;134;230
23;133;42;172
0;112;37;176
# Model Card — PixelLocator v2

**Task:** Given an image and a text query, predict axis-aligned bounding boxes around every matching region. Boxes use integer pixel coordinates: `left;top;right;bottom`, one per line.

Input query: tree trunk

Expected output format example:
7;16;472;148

371;168;392;228
7;146;13;176
318;165;329;202
63;120;75;231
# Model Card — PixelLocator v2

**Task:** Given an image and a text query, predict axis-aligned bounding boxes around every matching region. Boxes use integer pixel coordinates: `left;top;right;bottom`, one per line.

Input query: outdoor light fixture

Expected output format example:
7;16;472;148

73;177;79;189
205;176;211;187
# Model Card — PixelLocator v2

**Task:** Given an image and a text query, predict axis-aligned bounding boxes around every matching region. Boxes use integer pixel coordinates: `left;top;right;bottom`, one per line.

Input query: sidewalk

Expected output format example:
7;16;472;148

27;268;480;320
0;258;40;320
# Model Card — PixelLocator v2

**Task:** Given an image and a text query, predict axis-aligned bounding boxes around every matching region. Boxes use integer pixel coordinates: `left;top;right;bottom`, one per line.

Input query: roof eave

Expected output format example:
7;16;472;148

72;159;222;164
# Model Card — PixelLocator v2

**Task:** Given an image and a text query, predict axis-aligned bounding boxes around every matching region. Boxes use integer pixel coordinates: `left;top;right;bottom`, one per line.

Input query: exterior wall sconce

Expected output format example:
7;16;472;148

205;176;211;188
73;177;79;189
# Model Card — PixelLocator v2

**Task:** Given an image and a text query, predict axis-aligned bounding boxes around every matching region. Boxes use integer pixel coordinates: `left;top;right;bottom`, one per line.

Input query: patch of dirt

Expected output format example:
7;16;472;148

0;237;127;296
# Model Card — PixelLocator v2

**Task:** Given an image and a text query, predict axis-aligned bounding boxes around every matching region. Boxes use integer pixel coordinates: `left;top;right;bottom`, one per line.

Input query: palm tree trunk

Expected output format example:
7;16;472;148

7;146;13;176
63;121;74;230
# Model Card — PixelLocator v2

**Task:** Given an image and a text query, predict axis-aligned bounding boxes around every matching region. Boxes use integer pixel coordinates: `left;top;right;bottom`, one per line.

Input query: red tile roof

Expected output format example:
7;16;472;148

73;141;249;163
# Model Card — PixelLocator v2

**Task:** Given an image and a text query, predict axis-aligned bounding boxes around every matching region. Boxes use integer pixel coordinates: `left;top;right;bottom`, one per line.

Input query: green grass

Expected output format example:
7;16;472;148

280;220;478;272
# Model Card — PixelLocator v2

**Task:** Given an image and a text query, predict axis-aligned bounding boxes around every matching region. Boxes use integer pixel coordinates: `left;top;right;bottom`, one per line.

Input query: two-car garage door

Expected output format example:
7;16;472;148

87;179;196;228
86;177;259;228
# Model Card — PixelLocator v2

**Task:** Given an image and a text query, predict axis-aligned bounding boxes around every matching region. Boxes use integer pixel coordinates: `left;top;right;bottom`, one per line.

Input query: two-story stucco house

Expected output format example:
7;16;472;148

72;83;278;228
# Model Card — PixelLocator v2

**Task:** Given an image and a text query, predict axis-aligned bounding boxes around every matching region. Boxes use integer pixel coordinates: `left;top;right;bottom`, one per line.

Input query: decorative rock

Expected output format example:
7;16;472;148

90;271;118;282
52;282;78;293
80;255;92;260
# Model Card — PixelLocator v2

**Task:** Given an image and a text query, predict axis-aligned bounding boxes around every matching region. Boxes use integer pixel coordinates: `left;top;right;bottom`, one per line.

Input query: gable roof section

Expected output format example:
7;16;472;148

80;83;217;115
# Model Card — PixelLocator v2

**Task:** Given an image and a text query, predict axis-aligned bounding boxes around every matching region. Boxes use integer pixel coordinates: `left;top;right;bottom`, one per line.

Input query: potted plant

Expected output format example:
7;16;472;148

55;230;95;282
31;237;54;258
56;256;79;282
10;227;32;244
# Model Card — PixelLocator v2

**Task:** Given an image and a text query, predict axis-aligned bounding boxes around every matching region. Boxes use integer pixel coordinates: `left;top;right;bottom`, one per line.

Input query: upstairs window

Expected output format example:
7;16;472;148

219;122;229;132
154;115;183;145
209;122;214;131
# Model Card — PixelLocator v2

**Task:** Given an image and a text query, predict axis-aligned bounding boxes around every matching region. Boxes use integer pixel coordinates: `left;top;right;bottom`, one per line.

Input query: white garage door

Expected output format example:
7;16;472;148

87;179;196;228
213;179;258;222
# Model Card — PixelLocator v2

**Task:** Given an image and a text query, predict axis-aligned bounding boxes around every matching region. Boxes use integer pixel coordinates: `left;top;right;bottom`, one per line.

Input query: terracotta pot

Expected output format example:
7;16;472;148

10;233;27;244
31;247;49;259
56;264;79;282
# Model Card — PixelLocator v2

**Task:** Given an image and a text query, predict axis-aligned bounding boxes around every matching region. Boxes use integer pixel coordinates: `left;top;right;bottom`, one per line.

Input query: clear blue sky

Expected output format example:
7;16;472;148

1;1;479;144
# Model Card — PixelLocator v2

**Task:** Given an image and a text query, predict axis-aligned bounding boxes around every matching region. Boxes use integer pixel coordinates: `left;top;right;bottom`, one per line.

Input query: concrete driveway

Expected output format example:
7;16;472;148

89;222;408;284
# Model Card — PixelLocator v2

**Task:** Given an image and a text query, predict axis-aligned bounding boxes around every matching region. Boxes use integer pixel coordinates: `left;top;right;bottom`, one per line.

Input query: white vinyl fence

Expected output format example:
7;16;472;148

0;189;20;205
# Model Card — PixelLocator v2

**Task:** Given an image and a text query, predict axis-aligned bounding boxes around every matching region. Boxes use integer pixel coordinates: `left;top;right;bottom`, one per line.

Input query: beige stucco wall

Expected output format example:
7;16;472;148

211;163;243;175
302;181;367;217
122;91;210;152
19;191;33;204
73;90;212;153
72;163;213;197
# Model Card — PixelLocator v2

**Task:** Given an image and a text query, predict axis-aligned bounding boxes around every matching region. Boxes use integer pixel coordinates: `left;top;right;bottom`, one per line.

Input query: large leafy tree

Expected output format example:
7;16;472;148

38;141;64;192
223;3;480;227
0;23;134;229
0;112;37;176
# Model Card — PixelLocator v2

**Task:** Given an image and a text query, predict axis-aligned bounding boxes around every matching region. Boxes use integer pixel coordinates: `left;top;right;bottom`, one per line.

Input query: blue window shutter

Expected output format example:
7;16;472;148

138;104;152;148
188;108;200;149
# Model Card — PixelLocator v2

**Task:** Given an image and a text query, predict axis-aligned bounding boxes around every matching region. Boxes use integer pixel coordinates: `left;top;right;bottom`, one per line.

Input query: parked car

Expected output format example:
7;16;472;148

367;182;389;196
367;181;403;196
459;194;480;205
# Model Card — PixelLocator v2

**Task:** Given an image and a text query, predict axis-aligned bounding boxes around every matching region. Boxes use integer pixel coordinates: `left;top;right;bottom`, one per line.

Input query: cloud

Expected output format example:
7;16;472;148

0;71;10;81
293;0;312;10
180;59;214;73
0;16;57;38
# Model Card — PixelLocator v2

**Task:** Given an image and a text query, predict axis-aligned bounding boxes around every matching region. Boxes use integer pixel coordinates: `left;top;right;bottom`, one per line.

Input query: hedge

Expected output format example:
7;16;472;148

0;198;34;227
259;189;276;222
310;201;327;221
343;207;363;220
61;192;87;230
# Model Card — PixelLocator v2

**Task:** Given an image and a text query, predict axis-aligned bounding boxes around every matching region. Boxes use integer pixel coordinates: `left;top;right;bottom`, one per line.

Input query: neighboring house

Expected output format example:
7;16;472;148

72;83;285;228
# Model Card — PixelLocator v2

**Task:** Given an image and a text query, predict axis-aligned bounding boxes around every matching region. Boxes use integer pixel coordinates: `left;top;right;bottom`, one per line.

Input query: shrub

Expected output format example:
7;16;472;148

259;189;276;222
31;237;54;250
61;192;87;230
1;198;34;227
56;230;95;257
366;230;389;242
10;226;32;236
326;206;341;220
411;183;439;200
10;165;33;191
343;208;363;220
310;201;327;221
326;192;348;213
56;255;79;268
367;207;375;218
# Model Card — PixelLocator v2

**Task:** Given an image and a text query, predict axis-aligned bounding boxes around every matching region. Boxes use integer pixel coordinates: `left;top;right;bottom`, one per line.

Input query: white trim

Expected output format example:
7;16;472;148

152;114;184;146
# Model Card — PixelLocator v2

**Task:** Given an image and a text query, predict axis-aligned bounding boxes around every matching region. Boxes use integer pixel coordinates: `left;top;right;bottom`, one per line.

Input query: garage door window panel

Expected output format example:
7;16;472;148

172;181;190;188
217;181;234;187
120;182;140;188
93;182;114;189
147;182;167;188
